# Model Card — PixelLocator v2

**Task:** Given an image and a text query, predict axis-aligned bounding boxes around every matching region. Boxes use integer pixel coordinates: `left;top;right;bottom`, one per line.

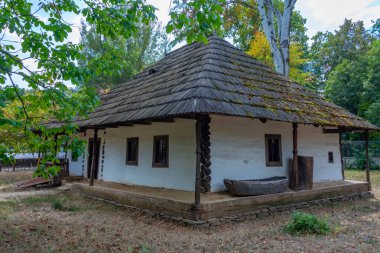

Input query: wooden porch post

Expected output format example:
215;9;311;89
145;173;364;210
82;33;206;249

194;115;201;211
365;130;371;191
89;128;98;187
339;134;345;180
291;123;299;191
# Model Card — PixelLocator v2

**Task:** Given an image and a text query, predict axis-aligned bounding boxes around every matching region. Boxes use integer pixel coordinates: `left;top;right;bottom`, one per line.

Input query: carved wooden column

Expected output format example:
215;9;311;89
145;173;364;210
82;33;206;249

200;115;211;192
290;123;299;191
194;116;201;209
89;128;98;187
194;114;212;214
365;130;371;191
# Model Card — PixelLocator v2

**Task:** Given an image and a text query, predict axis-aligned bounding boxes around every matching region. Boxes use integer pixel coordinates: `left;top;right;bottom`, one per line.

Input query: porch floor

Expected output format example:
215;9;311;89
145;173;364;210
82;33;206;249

65;179;370;221
68;179;362;204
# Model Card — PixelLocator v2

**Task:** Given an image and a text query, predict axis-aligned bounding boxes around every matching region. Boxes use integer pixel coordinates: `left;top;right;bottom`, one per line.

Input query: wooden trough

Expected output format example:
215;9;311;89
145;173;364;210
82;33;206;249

223;176;288;196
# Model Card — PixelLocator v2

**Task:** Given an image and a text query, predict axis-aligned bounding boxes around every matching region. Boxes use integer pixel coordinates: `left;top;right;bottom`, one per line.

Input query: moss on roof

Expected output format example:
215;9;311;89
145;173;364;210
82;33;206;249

74;36;378;130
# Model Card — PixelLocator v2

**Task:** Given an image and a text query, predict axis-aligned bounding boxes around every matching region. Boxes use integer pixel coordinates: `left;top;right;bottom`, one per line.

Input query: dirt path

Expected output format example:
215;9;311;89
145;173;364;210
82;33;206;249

0;189;57;201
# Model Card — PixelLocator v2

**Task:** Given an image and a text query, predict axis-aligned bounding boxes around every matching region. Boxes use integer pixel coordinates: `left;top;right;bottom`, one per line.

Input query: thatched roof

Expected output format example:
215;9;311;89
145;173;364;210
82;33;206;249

75;36;377;130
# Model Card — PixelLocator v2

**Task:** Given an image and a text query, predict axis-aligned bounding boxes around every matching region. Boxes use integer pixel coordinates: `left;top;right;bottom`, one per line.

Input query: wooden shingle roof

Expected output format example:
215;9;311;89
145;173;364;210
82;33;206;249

75;36;378;130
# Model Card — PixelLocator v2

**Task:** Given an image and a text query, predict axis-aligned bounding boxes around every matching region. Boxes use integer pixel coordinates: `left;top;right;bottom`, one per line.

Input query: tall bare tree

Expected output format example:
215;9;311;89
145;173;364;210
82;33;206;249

168;0;297;78
257;0;297;77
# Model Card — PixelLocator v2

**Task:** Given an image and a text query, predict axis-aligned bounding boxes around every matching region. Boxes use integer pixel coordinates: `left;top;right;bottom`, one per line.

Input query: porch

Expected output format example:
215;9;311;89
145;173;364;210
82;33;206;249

65;178;370;222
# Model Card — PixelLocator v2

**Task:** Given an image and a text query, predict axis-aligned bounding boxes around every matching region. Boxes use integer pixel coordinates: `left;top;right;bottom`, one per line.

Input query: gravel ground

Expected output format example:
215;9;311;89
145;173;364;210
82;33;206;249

0;191;378;252
0;171;378;253
0;190;58;201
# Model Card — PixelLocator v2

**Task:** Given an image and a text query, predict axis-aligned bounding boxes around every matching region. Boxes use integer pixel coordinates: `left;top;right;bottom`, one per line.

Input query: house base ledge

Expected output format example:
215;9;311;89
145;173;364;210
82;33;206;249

65;180;373;226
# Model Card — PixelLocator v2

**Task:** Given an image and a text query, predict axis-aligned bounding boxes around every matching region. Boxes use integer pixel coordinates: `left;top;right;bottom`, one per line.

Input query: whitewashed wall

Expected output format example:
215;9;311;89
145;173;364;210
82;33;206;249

68;130;105;177
210;115;343;192
68;151;84;176
68;116;342;193
68;119;197;191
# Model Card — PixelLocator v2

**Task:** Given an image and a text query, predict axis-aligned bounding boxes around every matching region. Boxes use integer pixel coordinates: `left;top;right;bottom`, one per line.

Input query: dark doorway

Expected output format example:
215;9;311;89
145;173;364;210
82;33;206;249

87;138;101;179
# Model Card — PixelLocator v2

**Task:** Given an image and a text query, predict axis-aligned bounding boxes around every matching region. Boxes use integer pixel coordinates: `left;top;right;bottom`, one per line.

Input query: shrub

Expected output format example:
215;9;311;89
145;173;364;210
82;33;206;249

284;211;331;235
348;145;379;170
51;199;64;211
67;205;81;212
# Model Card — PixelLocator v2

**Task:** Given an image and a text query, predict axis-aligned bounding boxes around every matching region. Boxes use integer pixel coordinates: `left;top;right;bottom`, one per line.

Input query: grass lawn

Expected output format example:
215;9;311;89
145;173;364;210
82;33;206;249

0;171;33;188
345;169;380;185
345;169;380;197
0;171;378;252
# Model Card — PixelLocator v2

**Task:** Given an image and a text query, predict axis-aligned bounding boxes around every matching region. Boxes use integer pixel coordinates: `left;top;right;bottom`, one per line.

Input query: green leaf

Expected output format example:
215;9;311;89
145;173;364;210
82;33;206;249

166;24;174;33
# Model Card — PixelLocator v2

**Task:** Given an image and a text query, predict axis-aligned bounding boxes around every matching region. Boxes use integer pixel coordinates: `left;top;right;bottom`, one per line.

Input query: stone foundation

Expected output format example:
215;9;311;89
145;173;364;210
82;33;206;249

77;191;374;227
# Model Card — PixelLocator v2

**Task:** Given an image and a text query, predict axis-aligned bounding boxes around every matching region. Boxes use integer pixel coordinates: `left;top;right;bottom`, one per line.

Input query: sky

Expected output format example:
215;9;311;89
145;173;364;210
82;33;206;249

296;0;380;38
3;0;380;88
62;0;380;44
145;0;380;40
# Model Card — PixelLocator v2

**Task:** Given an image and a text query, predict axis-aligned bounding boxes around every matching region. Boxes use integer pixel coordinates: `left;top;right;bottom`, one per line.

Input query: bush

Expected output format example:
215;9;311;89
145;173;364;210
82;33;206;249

67;205;81;212
284;212;331;235
347;144;379;170
51;199;64;211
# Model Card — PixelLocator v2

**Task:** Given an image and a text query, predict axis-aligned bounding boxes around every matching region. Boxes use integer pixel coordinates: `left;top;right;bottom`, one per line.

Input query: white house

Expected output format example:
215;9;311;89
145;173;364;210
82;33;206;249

66;36;377;197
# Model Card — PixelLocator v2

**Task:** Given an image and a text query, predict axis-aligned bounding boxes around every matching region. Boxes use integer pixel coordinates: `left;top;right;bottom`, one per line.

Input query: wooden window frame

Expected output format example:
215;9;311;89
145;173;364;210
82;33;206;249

265;134;283;167
152;135;169;168
126;137;139;166
328;151;334;163
71;151;78;162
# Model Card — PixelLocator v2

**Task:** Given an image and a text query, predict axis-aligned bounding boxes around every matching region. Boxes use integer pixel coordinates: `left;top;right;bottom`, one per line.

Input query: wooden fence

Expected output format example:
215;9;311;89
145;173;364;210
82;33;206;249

0;158;38;172
0;158;67;172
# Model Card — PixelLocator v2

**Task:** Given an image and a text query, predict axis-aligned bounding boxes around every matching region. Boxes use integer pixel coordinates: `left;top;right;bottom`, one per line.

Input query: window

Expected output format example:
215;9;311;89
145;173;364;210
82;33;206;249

328;151;334;163
71;151;78;162
152;135;169;167
265;134;282;166
126;137;139;165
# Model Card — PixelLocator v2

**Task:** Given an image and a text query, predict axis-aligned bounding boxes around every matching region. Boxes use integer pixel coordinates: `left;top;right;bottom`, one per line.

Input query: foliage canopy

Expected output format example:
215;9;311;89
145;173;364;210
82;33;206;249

1;0;379;179
0;0;157;176
247;31;313;88
79;20;170;91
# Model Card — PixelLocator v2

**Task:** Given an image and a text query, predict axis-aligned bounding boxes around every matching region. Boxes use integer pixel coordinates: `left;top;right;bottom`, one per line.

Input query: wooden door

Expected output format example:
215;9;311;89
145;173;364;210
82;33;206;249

87;138;101;179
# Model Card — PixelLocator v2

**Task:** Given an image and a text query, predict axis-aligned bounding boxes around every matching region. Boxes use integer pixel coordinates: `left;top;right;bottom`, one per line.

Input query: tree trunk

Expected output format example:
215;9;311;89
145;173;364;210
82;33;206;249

257;0;296;77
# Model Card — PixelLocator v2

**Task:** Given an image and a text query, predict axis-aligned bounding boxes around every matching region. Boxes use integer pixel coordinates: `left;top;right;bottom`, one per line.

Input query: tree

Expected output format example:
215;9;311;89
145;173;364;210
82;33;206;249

168;0;298;78
370;18;380;39
256;0;297;77
1;92;30;153
361;40;380;126
310;19;375;91
223;0;307;53
325;40;380;126
222;0;261;51
166;0;226;44
79;21;170;90
247;31;313;88
0;0;157;176
324;59;367;115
